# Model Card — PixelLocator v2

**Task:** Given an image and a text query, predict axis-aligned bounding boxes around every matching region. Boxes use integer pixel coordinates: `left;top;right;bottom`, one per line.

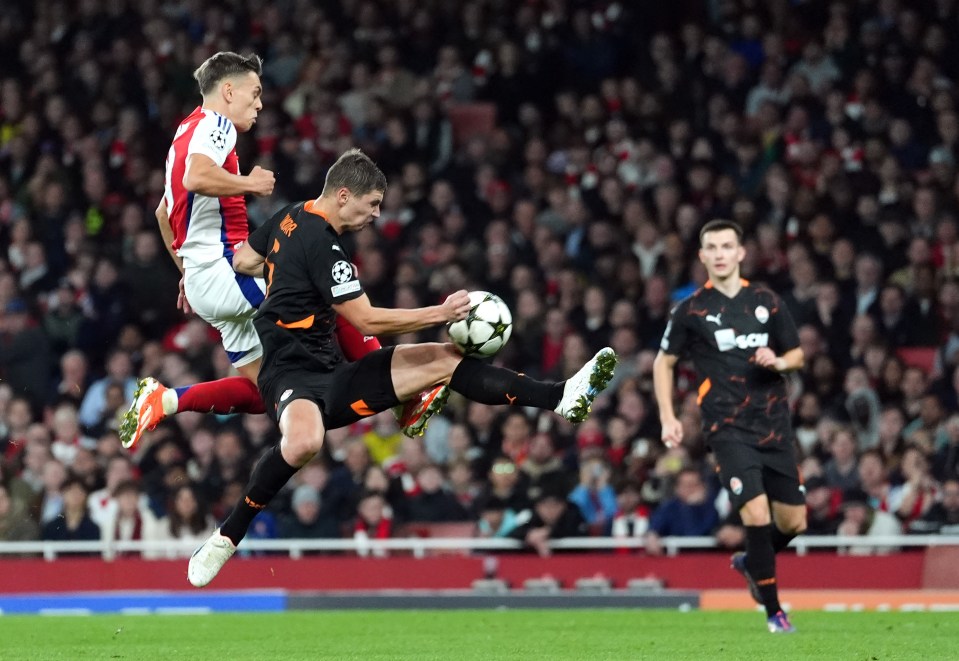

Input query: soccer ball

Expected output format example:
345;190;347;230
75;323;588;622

447;291;513;357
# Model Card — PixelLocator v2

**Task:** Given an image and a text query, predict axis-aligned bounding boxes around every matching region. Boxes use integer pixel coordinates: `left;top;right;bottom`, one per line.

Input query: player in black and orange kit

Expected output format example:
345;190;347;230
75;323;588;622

653;219;806;633
186;148;618;587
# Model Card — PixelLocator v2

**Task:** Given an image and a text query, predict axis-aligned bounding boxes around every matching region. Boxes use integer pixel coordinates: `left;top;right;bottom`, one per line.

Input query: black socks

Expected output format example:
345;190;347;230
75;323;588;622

770;526;797;554
220;445;298;545
744;524;782;617
449;357;564;409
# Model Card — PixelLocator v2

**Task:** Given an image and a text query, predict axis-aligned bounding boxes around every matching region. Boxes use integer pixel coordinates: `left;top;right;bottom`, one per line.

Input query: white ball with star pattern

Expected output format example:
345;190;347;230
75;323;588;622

447;291;512;357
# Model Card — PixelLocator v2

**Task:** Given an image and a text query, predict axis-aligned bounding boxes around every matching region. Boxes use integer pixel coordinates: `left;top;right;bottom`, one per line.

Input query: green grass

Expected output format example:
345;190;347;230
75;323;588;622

1;610;957;661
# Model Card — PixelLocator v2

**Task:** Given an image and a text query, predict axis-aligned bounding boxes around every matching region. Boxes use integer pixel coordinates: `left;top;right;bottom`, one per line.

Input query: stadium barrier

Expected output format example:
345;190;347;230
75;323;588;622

0;534;955;559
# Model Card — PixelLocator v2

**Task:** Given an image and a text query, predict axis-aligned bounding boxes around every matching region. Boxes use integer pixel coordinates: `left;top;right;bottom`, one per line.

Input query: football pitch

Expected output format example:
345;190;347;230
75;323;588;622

2;609;956;660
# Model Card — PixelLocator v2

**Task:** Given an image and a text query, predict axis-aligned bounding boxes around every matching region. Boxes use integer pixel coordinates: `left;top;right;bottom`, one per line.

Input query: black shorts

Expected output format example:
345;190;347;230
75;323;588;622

708;427;804;510
258;347;400;429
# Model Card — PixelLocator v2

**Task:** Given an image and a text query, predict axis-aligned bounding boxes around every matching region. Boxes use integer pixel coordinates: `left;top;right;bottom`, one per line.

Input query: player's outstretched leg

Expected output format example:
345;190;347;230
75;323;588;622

444;346;616;421
553;347;617;422
119;375;265;450
394;384;450;437
187;529;237;588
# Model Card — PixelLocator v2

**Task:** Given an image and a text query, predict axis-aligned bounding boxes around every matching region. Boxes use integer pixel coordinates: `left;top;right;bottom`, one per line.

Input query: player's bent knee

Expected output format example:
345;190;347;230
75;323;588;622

739;499;772;526
281;429;324;465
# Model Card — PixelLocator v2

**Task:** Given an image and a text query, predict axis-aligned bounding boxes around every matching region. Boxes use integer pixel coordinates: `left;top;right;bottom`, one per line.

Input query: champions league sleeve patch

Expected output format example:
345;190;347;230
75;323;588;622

331;260;355;284
207;128;229;151
330;260;360;297
331;281;361;297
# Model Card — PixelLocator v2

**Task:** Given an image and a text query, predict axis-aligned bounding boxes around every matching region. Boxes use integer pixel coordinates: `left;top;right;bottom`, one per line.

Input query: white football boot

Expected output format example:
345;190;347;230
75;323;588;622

187;529;237;588
554;347;617;423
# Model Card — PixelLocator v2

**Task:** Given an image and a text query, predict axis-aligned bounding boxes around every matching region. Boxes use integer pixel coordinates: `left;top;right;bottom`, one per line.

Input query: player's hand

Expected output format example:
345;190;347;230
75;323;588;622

442;289;471;322
661;416;683;449
177;276;192;314
752;347;778;370
247;165;275;197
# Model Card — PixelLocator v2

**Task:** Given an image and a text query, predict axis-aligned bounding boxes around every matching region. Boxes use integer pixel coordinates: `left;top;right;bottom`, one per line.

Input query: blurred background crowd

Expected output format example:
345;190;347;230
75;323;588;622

2;0;959;558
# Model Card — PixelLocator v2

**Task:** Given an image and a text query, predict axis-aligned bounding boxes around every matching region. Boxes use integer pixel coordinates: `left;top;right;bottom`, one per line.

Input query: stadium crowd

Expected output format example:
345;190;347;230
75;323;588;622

2;0;959;558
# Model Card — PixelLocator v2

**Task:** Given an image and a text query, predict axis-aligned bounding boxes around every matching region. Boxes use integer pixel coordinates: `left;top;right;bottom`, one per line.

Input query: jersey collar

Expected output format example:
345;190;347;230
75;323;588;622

303;199;329;220
704;278;750;289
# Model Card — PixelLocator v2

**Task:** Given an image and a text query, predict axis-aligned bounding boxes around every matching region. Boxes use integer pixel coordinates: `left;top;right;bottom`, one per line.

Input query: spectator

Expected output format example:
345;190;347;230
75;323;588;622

610;480;650;545
510;490;588;557
520;432;569;503
0;481;39;543
447;458;480;513
859;449;892;504
38;459;67;525
0;298;51;409
41;475;100;545
933;414;959;481
43;288;88;366
87;454;136;529
98;479;165;558
836;487;902;555
77;349;136;431
888;445;938;527
162;484;214;557
909;478;959;534
407;464;469;523
823;426;861;492
804;476;842;536
644;469;720;556
52;350;89;408
353;490;393;558
0;394;34;469
475;455;530;514
279;484;339;540
121;230;179;338
568;456;618;536
49;402;96;466
903;394;948;452
844;366;881;448
477;496;522;539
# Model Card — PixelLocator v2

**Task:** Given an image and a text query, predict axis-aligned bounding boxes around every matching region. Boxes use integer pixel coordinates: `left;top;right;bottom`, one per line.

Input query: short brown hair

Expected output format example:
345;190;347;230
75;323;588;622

193;52;263;96
699;219;743;246
322;148;388;197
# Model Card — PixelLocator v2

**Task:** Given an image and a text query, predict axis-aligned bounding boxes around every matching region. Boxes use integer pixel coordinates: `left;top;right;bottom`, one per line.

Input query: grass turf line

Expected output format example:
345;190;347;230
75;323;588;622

2;609;958;661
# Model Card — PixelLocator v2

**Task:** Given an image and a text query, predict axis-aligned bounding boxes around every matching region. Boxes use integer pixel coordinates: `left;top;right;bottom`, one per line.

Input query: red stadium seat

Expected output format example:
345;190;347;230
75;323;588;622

896;347;937;374
447;102;497;146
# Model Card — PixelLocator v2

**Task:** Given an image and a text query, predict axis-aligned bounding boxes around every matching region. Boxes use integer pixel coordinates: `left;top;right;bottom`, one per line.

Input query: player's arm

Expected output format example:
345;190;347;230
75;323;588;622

753;346;804;372
232;241;265;276
156;197;191;313
155;198;183;274
333;291;471;337
755;292;804;372
653;351;683;448
183;154;275;197
233;206;285;277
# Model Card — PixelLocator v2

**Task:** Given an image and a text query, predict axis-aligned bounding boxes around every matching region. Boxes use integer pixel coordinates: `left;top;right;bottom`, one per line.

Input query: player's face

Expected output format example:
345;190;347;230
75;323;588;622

698;228;745;280
227;72;263;132
340;189;383;231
